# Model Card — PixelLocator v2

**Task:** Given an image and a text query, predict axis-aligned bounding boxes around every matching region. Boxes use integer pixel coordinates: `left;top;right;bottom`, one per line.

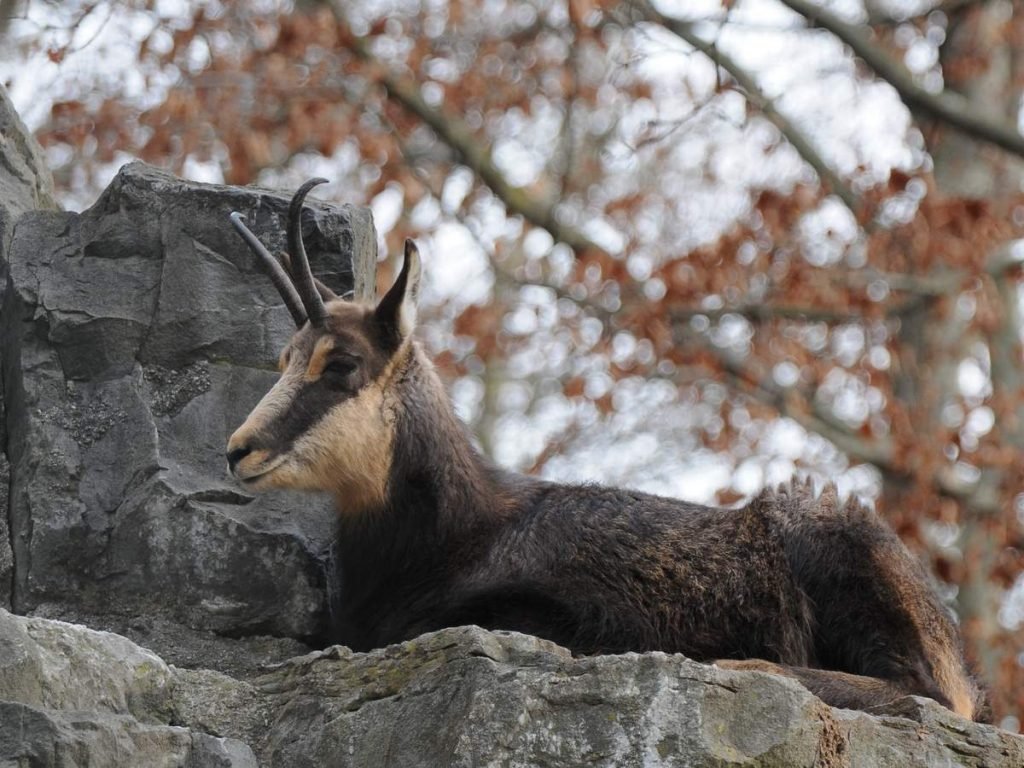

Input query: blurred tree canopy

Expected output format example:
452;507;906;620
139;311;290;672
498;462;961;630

3;0;1024;726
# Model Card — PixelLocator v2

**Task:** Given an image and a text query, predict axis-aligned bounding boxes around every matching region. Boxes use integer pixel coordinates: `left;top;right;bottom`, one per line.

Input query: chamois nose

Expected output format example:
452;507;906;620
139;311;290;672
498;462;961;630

226;445;253;473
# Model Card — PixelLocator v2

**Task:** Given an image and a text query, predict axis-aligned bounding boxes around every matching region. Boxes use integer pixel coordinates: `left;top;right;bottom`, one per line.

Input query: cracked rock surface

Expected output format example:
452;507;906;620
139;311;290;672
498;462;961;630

1;84;58;609
0;608;256;767
1;159;375;661
3;610;1023;768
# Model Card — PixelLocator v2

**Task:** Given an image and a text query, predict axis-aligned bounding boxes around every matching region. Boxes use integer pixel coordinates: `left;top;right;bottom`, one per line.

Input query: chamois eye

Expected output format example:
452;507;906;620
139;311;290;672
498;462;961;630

323;357;359;377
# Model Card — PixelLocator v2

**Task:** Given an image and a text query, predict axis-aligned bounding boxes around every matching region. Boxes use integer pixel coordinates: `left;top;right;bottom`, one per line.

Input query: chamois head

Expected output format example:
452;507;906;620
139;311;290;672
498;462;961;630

226;179;421;512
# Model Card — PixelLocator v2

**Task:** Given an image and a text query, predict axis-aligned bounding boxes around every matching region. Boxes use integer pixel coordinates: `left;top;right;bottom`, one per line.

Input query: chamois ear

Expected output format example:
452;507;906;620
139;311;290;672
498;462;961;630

375;239;422;345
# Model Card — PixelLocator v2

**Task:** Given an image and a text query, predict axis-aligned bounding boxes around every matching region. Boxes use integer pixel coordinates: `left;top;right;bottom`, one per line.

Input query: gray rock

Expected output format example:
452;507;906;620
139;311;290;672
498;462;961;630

2;161;376;656
236;626;1024;768
0;84;57;251
1;84;58;610
5;609;1020;767
0;701;256;768
0;608;256;767
0;454;10;610
33;609;312;681
0;607;173;721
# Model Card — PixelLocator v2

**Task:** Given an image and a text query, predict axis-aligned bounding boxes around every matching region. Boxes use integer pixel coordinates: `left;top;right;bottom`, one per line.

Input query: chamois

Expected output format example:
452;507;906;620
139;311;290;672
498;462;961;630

226;179;988;722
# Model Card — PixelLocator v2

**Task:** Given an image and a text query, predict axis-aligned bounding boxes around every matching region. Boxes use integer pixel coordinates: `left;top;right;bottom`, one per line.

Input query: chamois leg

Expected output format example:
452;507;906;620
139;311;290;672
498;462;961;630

714;660;943;714
763;489;986;721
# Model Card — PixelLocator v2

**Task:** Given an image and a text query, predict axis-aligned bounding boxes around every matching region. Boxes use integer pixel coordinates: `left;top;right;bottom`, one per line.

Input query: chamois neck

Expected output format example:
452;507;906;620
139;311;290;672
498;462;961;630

329;343;507;646
333;343;501;544
386;345;499;527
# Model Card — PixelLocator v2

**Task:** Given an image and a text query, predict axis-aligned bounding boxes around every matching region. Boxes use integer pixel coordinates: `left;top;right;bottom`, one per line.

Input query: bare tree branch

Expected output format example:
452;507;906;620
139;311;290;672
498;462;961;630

843;267;961;295
686;336;896;466
666;259;975;327
633;2;863;218
555;19;581;200
670;304;865;324
777;0;1024;158
326;1;608;258
0;0;22;38
867;0;985;27
688;328;1011;516
387;113;620;323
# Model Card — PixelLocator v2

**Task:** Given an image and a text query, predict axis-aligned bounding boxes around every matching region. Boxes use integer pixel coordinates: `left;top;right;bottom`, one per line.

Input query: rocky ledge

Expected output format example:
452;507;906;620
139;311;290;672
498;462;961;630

1;608;1021;767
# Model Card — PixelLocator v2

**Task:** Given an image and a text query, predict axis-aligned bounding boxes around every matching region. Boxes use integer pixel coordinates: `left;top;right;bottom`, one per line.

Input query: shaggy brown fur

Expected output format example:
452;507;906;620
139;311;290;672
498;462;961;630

226;184;989;722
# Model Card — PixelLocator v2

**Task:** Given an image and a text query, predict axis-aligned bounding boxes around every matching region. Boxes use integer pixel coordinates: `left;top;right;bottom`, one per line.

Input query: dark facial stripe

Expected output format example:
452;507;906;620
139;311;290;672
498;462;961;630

256;370;369;456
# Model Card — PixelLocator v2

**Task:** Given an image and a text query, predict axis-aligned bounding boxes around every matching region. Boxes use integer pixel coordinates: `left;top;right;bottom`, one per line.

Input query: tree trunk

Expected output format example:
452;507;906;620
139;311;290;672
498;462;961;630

923;0;1024;716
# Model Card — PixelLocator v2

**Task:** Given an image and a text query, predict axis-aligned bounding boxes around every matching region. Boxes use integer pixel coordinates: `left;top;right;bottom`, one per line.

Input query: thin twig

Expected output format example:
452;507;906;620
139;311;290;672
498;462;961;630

326;0;609;259
630;1;863;219
777;0;1024;158
686;333;896;466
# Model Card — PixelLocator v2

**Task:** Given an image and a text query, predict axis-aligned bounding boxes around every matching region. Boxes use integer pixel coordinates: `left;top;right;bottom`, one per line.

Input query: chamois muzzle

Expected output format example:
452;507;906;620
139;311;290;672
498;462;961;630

229;177;331;327
226;444;253;473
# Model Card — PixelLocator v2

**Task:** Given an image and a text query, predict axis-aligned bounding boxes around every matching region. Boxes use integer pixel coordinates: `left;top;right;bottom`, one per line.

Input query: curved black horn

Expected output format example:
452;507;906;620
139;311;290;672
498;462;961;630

277;251;338;303
229;212;307;327
288;178;329;325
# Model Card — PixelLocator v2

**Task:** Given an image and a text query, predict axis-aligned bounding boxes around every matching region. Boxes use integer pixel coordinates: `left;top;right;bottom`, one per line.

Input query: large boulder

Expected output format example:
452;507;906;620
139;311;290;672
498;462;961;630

0;85;57;250
0;608;256;767
3;608;1022;767
0;84;59;608
236;627;1024;767
1;161;376;663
